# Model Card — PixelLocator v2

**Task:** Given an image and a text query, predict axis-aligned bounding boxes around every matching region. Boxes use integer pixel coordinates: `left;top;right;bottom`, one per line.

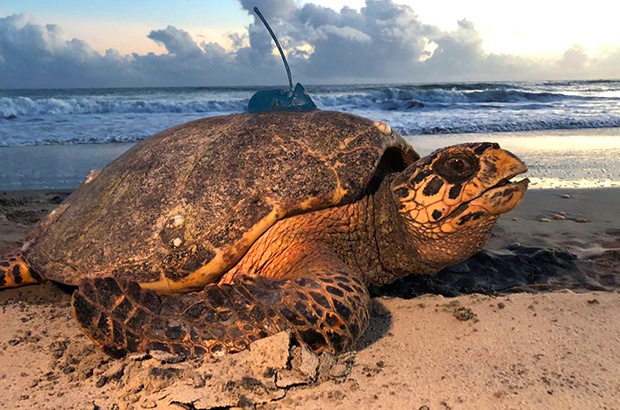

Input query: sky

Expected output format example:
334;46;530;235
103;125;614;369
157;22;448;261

0;0;619;88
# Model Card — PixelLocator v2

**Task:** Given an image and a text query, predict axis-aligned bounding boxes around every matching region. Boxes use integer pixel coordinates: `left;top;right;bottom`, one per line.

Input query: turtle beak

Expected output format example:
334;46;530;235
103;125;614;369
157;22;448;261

451;144;529;219
470;177;529;216
458;145;528;200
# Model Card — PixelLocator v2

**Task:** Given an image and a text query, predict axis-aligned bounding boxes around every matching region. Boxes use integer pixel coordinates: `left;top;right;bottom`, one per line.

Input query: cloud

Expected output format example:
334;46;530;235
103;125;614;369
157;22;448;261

0;1;619;89
147;26;203;57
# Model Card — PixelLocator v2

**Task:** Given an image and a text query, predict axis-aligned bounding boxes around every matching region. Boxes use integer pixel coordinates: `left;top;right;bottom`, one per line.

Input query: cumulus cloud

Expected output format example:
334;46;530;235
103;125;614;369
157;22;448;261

0;0;619;89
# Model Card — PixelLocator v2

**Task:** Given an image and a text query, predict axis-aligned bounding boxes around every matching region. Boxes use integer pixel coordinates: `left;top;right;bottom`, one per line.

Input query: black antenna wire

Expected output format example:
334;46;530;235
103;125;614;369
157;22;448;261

253;7;294;93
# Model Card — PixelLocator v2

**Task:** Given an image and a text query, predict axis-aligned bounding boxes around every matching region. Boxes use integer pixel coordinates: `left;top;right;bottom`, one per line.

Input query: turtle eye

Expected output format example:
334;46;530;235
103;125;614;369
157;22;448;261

446;157;469;174
434;152;478;183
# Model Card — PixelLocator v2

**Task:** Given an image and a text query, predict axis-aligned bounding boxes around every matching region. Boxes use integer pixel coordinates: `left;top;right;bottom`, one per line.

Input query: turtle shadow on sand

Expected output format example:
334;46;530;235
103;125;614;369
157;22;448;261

361;242;620;351
373;244;620;299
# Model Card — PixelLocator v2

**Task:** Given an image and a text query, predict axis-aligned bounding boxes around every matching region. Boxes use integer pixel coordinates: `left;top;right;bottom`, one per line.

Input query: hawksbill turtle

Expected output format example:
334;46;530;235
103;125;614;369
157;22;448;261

0;110;528;357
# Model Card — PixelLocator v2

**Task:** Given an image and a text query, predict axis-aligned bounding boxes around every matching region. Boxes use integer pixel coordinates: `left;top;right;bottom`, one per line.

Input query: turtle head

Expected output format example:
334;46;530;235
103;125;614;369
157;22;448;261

391;142;528;270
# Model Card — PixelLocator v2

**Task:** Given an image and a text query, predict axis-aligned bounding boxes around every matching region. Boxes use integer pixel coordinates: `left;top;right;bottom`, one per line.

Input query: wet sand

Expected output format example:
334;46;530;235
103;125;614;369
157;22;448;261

0;188;619;409
0;144;133;190
2;127;620;191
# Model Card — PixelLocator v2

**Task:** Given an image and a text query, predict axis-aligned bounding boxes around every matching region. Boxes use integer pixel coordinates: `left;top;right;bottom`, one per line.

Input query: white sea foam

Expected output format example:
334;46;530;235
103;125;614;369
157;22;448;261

1;80;619;146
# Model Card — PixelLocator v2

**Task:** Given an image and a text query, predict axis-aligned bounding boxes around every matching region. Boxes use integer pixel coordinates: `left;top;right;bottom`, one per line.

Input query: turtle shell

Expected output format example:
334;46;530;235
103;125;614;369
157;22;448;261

24;111;419;293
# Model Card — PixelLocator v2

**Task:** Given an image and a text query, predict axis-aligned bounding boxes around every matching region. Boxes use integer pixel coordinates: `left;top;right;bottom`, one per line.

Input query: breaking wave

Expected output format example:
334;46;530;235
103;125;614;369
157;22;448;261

0;96;248;118
1;80;619;146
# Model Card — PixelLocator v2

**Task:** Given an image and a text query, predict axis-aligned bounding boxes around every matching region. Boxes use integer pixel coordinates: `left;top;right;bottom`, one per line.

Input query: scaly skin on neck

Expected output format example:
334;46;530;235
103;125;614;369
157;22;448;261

221;176;430;287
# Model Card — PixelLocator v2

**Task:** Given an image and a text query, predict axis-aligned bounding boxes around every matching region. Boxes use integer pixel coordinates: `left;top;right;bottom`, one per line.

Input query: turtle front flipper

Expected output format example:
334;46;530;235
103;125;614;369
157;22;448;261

71;250;371;357
0;251;44;289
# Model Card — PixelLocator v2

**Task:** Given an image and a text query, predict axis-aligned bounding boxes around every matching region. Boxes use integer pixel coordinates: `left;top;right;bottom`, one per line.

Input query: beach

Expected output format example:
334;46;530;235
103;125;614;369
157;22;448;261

1;0;620;404
0;88;620;410
1;126;620;408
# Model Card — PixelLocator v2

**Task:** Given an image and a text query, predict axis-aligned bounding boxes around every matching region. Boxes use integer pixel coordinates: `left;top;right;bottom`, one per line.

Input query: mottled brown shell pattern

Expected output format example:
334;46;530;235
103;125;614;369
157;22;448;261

23;111;418;294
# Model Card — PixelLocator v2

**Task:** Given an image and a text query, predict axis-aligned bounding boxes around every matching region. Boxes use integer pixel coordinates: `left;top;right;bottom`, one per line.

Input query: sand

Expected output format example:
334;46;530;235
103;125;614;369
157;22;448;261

1;188;619;410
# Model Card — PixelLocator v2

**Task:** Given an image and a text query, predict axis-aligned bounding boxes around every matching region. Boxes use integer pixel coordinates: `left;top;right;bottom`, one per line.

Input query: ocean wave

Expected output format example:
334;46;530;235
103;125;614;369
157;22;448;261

2;86;613;119
312;87;606;112
0;96;248;118
2;115;619;147
1;81;619;147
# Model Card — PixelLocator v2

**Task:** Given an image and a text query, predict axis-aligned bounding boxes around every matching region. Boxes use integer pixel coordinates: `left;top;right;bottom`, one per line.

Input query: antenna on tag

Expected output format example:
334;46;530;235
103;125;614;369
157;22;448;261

253;7;293;94
247;7;317;113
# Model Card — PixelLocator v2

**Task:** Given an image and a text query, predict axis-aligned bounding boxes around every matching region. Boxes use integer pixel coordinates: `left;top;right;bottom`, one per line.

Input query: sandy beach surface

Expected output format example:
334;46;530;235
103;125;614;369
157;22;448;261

0;186;619;410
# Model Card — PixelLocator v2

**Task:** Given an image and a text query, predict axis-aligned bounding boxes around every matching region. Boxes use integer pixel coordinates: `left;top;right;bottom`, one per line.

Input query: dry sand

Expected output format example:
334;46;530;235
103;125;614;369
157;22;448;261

1;188;619;410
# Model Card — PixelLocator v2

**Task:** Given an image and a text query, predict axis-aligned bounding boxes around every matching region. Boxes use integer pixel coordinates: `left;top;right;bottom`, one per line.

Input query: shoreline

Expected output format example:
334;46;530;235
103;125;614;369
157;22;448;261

1;126;619;190
0;143;135;190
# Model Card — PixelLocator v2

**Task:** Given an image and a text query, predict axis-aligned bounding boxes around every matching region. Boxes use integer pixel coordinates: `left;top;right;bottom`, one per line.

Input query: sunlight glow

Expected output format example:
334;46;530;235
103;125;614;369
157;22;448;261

302;0;620;58
418;39;438;62
2;0;619;60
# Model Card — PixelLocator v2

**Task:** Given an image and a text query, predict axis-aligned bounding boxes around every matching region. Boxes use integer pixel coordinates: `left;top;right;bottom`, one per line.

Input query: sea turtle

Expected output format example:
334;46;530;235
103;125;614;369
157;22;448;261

0;110;528;357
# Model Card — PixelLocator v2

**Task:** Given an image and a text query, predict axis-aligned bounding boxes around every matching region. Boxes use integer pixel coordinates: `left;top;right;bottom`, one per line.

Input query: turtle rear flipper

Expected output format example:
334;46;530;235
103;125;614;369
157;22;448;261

0;251;44;288
71;250;371;357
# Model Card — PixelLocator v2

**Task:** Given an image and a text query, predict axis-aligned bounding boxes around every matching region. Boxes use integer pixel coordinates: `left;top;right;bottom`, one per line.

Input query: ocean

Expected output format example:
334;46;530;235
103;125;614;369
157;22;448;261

1;80;620;189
